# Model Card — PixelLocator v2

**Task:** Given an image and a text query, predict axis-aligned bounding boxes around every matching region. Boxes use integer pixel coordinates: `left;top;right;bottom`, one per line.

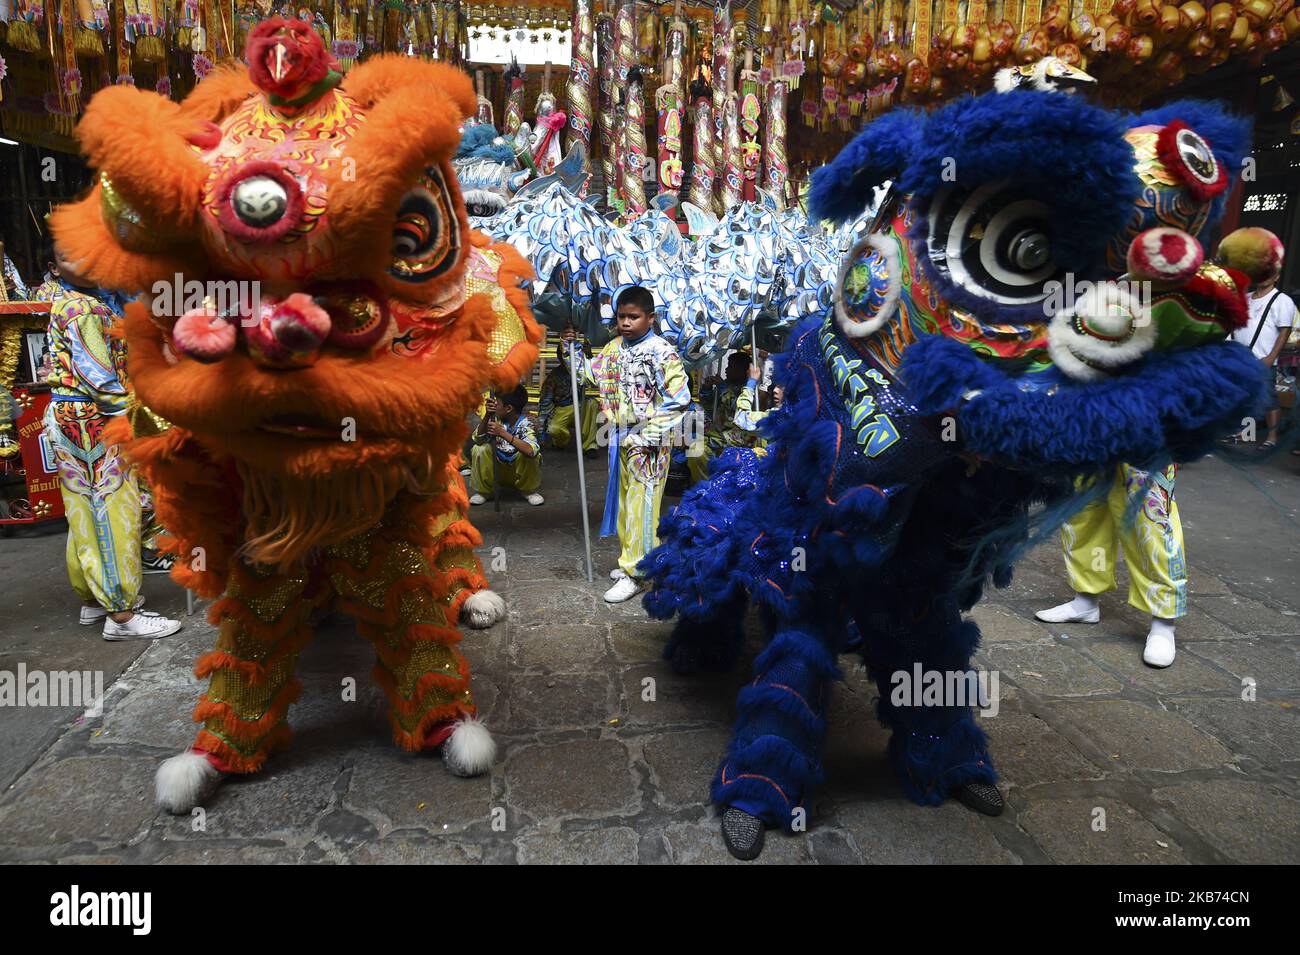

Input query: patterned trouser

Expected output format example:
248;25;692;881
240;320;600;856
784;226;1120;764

546;400;600;451
1061;463;1186;619
192;498;488;773
51;400;142;613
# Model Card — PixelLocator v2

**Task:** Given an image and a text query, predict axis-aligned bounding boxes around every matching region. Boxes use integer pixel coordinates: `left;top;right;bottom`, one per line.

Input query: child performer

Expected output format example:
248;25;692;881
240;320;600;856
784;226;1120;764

731;361;783;447
538;346;599;452
469;384;544;506
562;287;691;603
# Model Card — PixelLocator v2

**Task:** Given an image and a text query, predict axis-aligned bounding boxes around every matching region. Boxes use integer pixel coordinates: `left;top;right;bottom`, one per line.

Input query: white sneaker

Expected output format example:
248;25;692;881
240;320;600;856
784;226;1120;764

80;595;145;625
103;611;182;641
1144;621;1176;668
1034;596;1100;624
603;575;641;603
469;493;487;506
609;568;628;581
459;466;472;476
525;492;545;506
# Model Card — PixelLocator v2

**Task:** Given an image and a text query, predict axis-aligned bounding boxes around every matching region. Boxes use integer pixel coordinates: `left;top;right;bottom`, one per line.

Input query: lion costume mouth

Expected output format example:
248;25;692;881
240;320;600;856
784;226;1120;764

257;413;359;439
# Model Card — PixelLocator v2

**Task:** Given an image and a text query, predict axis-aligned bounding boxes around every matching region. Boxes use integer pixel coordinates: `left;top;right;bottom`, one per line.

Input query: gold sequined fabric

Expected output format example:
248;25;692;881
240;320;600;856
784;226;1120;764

193;505;477;768
126;393;174;438
470;248;528;367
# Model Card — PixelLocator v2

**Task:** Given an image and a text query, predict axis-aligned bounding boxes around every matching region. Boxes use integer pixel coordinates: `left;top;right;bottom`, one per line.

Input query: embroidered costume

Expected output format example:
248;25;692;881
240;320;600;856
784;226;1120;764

731;380;769;441
52;19;541;812
44;280;142;613
538;360;598;451
576;330;690;577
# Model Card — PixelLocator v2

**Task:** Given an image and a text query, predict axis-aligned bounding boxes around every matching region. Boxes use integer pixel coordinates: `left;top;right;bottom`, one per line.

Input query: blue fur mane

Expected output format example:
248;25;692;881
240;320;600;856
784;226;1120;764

456;123;516;164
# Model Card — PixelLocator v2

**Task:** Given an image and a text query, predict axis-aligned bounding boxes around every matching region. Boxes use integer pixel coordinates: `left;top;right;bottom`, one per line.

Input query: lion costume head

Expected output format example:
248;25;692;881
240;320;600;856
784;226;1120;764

53;19;540;582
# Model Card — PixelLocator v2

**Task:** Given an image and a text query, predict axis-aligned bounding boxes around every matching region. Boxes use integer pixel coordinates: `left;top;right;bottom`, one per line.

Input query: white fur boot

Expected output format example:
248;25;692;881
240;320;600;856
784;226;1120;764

462;589;506;629
155;750;223;814
441;717;497;777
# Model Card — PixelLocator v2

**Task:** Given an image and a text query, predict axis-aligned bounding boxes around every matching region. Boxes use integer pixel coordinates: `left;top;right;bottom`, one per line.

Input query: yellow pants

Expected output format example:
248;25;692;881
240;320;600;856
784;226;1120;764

470;442;542;495
548;400;599;451
1061;463;1187;619
51;401;143;613
686;446;712;485
617;445;670;577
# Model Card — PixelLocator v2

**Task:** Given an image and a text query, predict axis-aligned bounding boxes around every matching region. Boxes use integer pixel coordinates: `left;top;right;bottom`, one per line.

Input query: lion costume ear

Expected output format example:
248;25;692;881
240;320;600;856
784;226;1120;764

341;56;476;118
53;84;217;291
809;109;922;223
329;56;476;275
179;61;256;123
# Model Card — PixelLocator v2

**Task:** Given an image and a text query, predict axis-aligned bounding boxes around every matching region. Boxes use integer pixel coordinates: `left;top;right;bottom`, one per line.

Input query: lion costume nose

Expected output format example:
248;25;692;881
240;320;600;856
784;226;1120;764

243;294;332;367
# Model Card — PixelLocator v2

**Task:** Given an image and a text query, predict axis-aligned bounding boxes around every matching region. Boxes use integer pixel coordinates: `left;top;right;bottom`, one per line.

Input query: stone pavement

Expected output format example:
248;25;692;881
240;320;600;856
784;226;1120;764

0;448;1297;864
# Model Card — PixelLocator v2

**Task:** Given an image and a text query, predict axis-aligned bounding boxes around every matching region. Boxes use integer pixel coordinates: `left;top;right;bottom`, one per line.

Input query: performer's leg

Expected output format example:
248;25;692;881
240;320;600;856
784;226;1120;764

1037;472;1117;624
156;560;318;813
865;589;1000;812
686;447;711;485
58;435;142;613
1063;477;1118;597
1114;465;1186;619
468;442;496;497
548;404;574;449
512;453;542;493
325;510;494;776
1114;464;1185;667
579;399;600;451
190;561;316;770
63;498;96;605
617;447;669;578
433;468;501;628
713;612;838;858
94;464;144;612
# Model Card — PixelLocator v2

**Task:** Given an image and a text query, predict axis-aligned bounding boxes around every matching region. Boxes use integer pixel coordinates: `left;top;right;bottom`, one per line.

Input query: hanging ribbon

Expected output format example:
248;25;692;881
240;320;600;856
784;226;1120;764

565;0;594;160
623;67;648;218
687;71;714;213
764;60;788;210
596;11;617;207
739;49;760;203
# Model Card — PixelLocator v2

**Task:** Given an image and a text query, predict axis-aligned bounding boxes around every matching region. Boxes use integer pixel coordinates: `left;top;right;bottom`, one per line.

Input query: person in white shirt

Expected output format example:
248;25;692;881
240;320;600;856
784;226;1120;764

1220;227;1294;449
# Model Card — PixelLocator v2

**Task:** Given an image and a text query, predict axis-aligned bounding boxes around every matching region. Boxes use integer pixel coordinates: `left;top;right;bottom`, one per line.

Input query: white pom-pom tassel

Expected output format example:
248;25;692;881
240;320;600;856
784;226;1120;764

442;718;497;778
462;589;507;629
155;751;222;814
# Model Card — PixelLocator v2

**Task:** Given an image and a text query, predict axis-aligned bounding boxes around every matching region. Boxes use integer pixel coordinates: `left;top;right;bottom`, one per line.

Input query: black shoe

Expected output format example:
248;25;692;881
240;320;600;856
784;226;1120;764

952;781;1005;816
721;807;766;860
141;550;175;575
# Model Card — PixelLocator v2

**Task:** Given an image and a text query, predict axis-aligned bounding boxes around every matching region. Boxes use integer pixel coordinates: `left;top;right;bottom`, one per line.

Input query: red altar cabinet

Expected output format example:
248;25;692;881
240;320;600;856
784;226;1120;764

1;301;61;529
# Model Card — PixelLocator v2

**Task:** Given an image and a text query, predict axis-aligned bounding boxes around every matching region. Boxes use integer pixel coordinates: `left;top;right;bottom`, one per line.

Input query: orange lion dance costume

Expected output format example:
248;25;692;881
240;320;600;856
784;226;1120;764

51;19;541;812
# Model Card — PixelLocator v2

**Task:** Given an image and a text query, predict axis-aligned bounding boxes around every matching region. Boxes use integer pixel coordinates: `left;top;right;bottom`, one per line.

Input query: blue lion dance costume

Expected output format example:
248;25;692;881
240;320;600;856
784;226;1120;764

640;73;1270;859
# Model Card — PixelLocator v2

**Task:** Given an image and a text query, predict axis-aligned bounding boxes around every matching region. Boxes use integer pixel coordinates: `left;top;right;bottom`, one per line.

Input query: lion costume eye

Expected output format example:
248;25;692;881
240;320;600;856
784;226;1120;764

389;166;461;282
926;182;1066;305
